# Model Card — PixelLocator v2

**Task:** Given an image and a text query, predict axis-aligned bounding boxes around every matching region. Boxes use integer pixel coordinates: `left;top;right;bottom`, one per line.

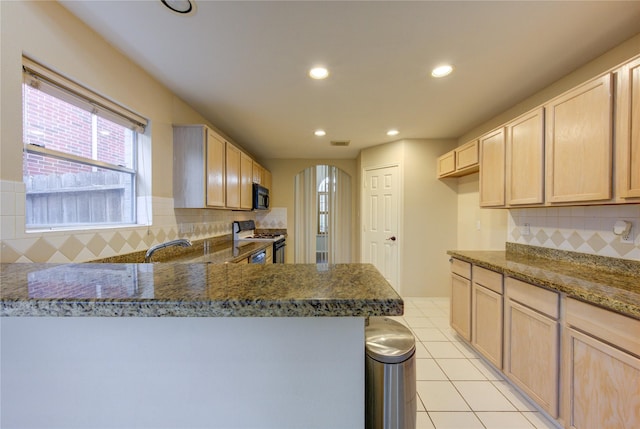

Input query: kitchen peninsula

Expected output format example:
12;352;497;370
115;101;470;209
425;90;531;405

0;262;402;429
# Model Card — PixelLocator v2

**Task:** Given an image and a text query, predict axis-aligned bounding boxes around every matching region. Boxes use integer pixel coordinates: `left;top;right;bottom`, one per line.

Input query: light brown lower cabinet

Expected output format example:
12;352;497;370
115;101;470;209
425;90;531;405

563;298;640;429
471;266;503;369
449;258;471;341
449;259;640;428
504;277;560;418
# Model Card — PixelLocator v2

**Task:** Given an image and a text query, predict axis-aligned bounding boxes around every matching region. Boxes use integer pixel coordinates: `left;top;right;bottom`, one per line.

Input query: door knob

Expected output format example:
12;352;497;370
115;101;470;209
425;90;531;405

387;236;397;241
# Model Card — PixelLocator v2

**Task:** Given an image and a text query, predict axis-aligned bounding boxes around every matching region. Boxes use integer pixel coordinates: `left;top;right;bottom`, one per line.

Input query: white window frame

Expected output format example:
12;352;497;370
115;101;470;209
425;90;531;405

22;56;148;231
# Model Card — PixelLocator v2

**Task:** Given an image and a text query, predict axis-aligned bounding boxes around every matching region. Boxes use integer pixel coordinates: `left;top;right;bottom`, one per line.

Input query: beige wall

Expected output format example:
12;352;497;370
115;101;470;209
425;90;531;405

261;158;358;264
360;139;458;297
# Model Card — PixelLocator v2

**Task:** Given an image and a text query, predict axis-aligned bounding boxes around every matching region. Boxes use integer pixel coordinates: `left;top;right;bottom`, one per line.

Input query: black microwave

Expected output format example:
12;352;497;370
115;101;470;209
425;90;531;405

253;183;269;210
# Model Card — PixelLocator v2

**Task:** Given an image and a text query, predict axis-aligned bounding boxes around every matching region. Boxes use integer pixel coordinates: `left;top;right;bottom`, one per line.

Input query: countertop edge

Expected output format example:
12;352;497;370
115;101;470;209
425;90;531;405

0;299;404;318
448;250;640;320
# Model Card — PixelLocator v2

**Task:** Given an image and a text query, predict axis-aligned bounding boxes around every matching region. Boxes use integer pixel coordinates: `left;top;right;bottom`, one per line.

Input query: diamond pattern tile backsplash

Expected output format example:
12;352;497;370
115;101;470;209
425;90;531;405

508;205;640;260
0;180;258;263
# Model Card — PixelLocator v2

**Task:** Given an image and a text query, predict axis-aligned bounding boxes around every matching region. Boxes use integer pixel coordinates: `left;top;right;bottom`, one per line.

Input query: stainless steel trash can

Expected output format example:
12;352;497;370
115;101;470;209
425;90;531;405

365;317;416;429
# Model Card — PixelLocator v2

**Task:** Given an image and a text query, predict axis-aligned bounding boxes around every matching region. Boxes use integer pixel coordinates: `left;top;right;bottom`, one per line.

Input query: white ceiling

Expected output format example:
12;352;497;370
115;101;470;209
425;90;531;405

60;1;640;160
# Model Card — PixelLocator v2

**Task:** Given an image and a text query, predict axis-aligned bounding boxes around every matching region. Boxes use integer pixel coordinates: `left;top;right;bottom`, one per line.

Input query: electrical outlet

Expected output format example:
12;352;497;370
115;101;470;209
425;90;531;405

522;223;531;236
476;220;481;231
621;224;634;244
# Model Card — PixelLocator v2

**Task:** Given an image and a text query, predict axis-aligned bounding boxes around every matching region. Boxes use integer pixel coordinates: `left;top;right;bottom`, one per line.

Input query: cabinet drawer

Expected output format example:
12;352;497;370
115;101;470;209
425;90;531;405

566;298;640;357
450;258;471;279
506;277;559;319
472;266;503;294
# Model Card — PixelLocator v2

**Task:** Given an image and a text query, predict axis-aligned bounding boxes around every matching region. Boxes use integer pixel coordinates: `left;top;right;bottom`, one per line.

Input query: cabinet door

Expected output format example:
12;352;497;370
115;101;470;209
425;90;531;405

504;298;559;417
545;74;613;203
479;128;506;207
205;130;226;207
226;143;241;209
252;162;263;184
437;151;456;178
472;267;503;369
506;108;544;206
263;169;272;192
564;328;640;429
240;152;253;209
450;273;471;341
456;140;479;171
616;57;640;199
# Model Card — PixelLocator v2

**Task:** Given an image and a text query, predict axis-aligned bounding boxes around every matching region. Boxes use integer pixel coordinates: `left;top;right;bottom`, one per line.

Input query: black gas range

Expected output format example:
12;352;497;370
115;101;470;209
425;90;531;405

233;220;286;263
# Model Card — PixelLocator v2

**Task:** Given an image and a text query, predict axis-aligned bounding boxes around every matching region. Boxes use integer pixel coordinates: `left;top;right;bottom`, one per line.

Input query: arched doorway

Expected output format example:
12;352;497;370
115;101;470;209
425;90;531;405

294;165;351;265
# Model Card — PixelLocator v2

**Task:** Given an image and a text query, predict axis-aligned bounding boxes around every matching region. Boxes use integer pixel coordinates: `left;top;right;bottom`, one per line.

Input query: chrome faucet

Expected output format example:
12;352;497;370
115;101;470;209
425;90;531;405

144;238;192;262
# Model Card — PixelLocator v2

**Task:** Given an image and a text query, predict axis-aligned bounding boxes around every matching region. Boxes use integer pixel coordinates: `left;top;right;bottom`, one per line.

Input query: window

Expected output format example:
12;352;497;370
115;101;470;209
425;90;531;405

317;187;328;234
22;57;147;229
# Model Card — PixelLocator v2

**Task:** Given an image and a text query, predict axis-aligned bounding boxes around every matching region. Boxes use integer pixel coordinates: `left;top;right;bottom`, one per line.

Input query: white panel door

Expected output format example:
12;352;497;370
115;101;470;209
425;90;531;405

363;166;399;291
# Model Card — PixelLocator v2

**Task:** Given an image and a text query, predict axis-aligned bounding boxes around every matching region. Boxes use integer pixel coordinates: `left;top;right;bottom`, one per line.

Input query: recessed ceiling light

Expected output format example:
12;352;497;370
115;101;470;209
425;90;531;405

314;129;326;137
309;67;329;80
161;0;195;15
431;64;454;78
387;129;399;136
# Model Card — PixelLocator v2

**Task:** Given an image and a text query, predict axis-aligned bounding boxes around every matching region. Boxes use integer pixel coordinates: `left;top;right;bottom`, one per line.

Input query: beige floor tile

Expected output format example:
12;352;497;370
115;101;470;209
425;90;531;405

416;359;448;381
417;395;426;412
416;381;470;412
491;380;538;411
476;411;536;428
428;412;484;428
469;358;503;381
521;412;562;429
404;307;428;317
422;342;466;359
453;381;517;411
426;316;451;329
413;328;450;342
435;359;487;381
404;316;435;328
415;411;436;429
414;342;432;359
421;307;449;318
451;340;479;358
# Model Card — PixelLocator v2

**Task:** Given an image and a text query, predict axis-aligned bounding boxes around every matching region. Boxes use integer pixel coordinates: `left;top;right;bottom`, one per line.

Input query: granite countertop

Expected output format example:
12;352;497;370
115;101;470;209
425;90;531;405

448;244;640;319
0;263;403;318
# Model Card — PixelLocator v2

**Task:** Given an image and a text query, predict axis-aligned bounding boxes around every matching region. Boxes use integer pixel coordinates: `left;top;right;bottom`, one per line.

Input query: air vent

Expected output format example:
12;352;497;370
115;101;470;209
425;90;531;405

330;140;350;147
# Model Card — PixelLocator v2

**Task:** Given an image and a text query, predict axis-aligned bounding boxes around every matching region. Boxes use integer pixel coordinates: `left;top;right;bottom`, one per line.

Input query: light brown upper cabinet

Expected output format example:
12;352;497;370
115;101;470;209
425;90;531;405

240;152;253;210
479;128;506;207
252;162;264;185
437;151;456;178
505;108;545;206
225;142;241;209
615;56;640;201
173;125;226;209
262;169;272;192
251;161;272;192
437;140;479;178
545;74;613;204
